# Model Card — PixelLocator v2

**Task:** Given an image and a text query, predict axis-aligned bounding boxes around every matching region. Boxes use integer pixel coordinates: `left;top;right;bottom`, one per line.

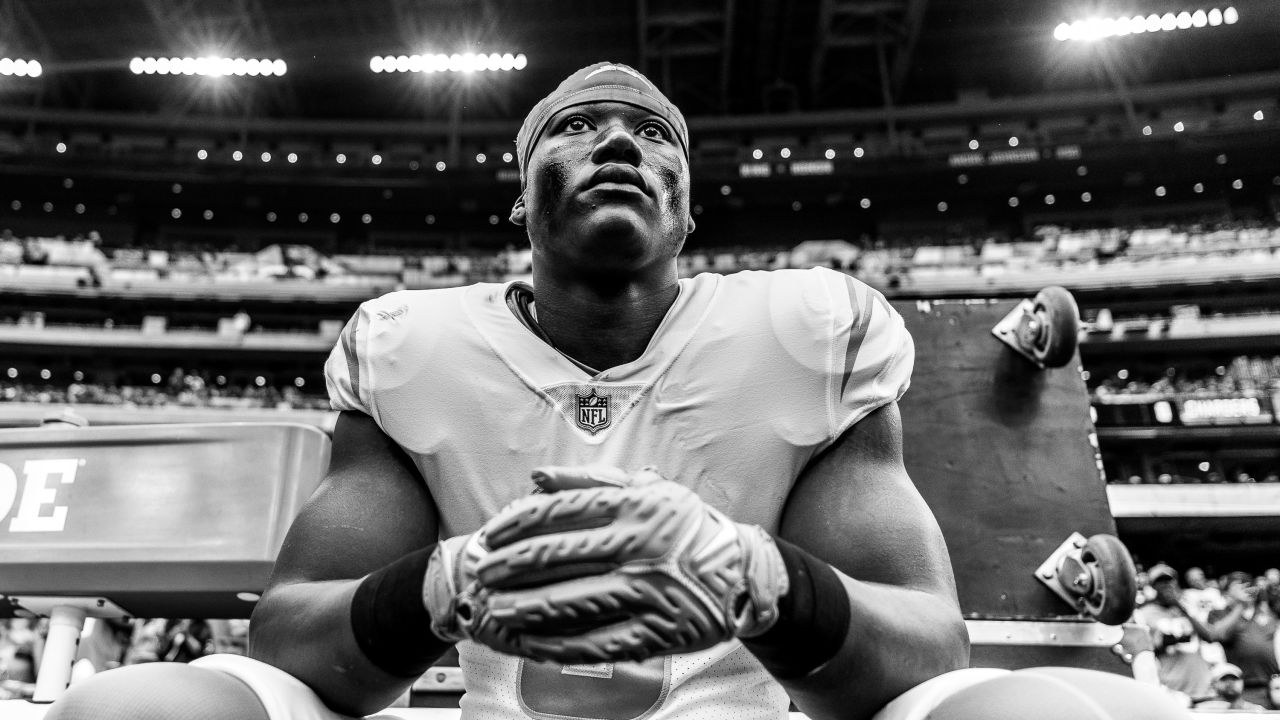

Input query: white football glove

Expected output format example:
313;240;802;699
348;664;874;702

421;530;490;642
461;465;789;664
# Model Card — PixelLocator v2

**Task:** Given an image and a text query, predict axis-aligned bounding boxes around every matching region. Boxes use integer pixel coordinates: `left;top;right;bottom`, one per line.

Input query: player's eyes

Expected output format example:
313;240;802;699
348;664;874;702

560;116;592;133
638;122;669;140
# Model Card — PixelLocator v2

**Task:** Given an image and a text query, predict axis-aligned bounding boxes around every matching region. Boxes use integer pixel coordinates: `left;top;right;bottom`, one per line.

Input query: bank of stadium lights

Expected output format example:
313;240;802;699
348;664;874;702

129;56;287;77
369;52;526;73
0;58;42;77
1054;7;1238;42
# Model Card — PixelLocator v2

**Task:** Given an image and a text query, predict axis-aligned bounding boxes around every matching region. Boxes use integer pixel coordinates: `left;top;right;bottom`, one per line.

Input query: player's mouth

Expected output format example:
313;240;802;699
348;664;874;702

586;164;649;195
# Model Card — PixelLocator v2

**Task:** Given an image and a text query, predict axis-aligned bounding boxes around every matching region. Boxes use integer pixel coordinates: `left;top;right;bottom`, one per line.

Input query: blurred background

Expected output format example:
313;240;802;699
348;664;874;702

1;0;1279;705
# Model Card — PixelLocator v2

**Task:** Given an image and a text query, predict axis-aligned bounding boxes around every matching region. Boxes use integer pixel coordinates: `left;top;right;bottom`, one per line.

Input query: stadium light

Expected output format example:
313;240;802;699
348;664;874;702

1054;6;1237;41
129;56;287;77
370;51;527;73
0;58;43;77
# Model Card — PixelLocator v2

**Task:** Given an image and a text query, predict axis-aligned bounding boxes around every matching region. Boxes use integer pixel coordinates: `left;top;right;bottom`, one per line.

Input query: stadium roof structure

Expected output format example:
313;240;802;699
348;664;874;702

1;0;1277;124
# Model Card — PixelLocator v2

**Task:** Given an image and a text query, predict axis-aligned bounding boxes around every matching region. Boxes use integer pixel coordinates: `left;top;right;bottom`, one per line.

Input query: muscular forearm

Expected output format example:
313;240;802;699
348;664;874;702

1205;602;1247;642
249;579;442;716
772;574;969;720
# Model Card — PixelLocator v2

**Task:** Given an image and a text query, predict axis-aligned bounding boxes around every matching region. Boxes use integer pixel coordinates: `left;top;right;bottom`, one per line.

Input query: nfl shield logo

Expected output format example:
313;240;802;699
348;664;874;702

575;389;611;434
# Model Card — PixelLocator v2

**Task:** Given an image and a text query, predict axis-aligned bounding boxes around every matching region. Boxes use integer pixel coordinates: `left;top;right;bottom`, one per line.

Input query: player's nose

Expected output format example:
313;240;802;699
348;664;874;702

590;126;642;167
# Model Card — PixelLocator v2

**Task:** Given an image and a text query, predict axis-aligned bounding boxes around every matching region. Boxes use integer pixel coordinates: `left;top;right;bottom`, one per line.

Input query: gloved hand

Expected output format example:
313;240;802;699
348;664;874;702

421;530;490;643
421;466;640;646
460;464;789;664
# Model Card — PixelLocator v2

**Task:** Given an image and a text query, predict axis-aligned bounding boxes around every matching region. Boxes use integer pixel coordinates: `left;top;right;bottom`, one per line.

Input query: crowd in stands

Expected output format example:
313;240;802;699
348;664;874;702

0;368;331;412
0;617;246;700
4;218;1280;294
1113;467;1280;486
1091;354;1280;401
8;565;1280;709
1135;564;1280;711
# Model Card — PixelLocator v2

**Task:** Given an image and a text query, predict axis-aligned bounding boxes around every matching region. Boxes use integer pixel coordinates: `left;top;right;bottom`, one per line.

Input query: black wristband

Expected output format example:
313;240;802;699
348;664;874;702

742;537;851;679
350;545;452;677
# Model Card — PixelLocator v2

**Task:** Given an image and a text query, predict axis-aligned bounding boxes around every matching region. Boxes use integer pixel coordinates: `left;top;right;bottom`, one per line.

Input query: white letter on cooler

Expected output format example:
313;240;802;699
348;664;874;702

9;459;80;533
0;462;17;522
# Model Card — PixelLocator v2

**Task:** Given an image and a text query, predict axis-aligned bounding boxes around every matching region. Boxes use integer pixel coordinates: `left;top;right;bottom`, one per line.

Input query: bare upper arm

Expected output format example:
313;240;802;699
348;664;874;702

779;402;957;600
266;410;440;587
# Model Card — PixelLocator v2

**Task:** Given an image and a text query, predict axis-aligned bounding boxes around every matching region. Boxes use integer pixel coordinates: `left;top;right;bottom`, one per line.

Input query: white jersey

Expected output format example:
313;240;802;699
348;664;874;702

325;267;913;720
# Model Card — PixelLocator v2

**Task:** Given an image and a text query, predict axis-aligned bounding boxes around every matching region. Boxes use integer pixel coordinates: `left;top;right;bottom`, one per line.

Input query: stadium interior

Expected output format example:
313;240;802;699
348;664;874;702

2;0;1280;715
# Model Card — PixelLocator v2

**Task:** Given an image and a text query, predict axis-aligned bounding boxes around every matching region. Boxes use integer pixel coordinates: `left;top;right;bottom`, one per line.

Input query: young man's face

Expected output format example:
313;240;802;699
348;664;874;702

1153;578;1180;606
1227;579;1258;604
521;101;691;275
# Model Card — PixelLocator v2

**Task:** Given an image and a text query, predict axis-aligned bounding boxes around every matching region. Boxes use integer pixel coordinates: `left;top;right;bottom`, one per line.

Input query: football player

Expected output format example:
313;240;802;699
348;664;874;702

49;62;968;720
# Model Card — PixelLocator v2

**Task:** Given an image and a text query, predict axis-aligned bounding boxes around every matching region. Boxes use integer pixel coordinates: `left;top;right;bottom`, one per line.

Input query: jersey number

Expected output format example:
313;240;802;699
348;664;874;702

518;657;671;720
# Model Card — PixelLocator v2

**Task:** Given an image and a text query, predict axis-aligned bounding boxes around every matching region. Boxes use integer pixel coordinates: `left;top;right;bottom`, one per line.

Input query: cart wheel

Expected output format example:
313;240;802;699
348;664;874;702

1027;286;1079;368
1078;534;1137;625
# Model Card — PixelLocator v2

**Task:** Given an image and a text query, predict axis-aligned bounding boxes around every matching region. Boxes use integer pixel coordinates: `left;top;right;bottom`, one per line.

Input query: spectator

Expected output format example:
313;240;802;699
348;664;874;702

1202;573;1280;708
0;618;43;699
1134;563;1214;701
1182;567;1227;664
155;620;212;664
0;646;36;700
1196;663;1266;711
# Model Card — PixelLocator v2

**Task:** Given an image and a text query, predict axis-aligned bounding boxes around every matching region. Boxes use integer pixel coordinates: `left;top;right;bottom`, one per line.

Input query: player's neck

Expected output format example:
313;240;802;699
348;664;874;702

529;267;680;372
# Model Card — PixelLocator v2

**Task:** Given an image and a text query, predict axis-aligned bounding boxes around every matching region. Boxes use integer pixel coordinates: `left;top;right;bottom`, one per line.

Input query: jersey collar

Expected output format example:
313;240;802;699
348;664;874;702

466;275;719;388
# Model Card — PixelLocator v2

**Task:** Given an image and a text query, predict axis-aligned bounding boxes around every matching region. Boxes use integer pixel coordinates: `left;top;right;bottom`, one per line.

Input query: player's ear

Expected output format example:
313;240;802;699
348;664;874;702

510;194;527;226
